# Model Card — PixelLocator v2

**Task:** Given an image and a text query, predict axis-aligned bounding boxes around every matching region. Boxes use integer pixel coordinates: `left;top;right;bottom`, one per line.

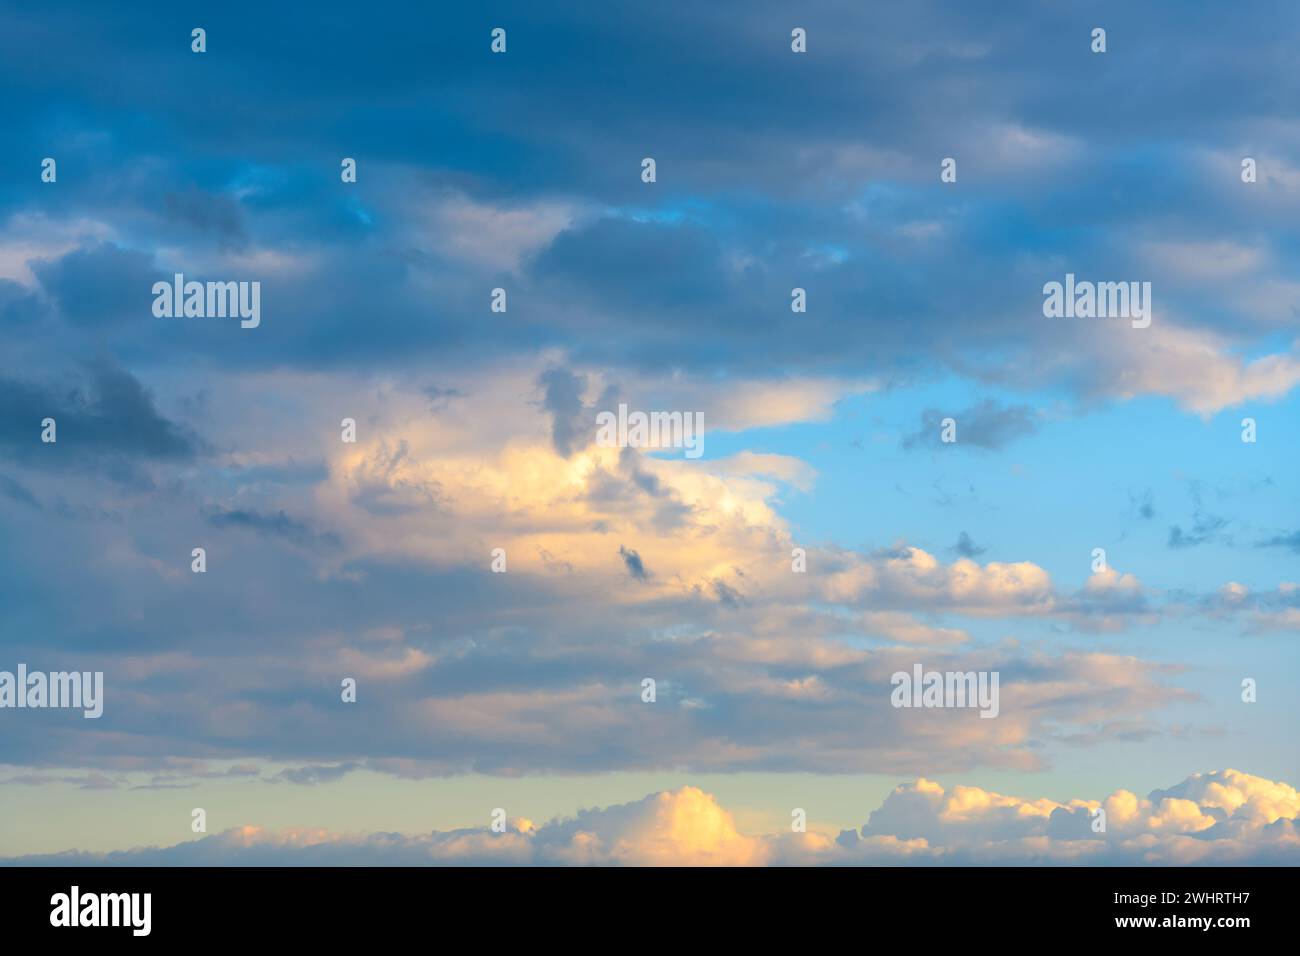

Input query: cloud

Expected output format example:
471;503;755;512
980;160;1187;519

859;612;970;647
7;771;1296;866
1258;530;1300;554
1140;239;1267;281
1079;322;1300;416
952;531;986;559
162;188;248;247
344;440;445;516
844;769;1300;864
1128;488;1155;520
29;242;157;327
0;364;1191;776
2;0;1297;832
206;507;342;550
537;366;608;458
618;545;649;582
0;360;203;474
0;1;1296;420
1059;568;1152;631
903;401;1039;452
273;763;360;786
1199;581;1300;633
533;216;729;313
0;472;40;509
1168;512;1228;550
707;452;817;493
415;190;579;273
821;545;1056;616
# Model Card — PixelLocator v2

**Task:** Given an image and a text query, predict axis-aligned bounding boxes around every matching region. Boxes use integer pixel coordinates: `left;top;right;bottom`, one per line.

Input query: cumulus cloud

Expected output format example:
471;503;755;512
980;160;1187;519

821;545;1057;616
2;0;1296;835
8;771;1295;866
0;364;1199;776
842;769;1300;865
1198;581;1300;633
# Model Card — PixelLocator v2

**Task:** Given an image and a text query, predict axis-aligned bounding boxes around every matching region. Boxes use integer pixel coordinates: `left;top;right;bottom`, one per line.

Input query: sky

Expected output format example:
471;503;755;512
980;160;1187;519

0;0;1298;865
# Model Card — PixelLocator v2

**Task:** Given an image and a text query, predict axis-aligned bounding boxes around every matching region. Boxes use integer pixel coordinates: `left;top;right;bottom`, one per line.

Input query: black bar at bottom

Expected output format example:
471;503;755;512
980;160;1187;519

0;865;1288;942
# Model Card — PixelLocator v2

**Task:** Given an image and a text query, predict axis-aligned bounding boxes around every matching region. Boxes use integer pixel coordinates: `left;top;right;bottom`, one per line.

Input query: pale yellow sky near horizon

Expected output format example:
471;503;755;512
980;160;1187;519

0;759;1231;858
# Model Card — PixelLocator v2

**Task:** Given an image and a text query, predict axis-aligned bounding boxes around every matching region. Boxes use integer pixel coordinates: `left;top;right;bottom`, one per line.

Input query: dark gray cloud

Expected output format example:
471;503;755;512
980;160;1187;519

421;385;464;412
0;278;47;326
0;359;203;472
952;531;986;558
206;507;342;550
538;367;589;457
618;545;649;582
712;579;743;608
903;400;1039;451
162;188;248;246
1257;530;1300;554
0;473;40;510
1168;512;1229;550
0;0;1294;389
29;243;157;328
1129;489;1155;521
538;366;620;457
273;763;359;786
533;217;729;312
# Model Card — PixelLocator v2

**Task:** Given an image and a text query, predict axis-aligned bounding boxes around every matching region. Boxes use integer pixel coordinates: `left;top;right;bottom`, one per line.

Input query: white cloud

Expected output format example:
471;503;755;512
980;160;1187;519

10;770;1295;866
411;189;581;274
1086;321;1300;416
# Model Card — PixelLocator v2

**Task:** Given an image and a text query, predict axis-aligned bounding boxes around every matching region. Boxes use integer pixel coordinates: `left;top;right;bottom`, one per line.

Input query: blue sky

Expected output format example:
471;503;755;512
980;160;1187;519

0;1;1298;864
